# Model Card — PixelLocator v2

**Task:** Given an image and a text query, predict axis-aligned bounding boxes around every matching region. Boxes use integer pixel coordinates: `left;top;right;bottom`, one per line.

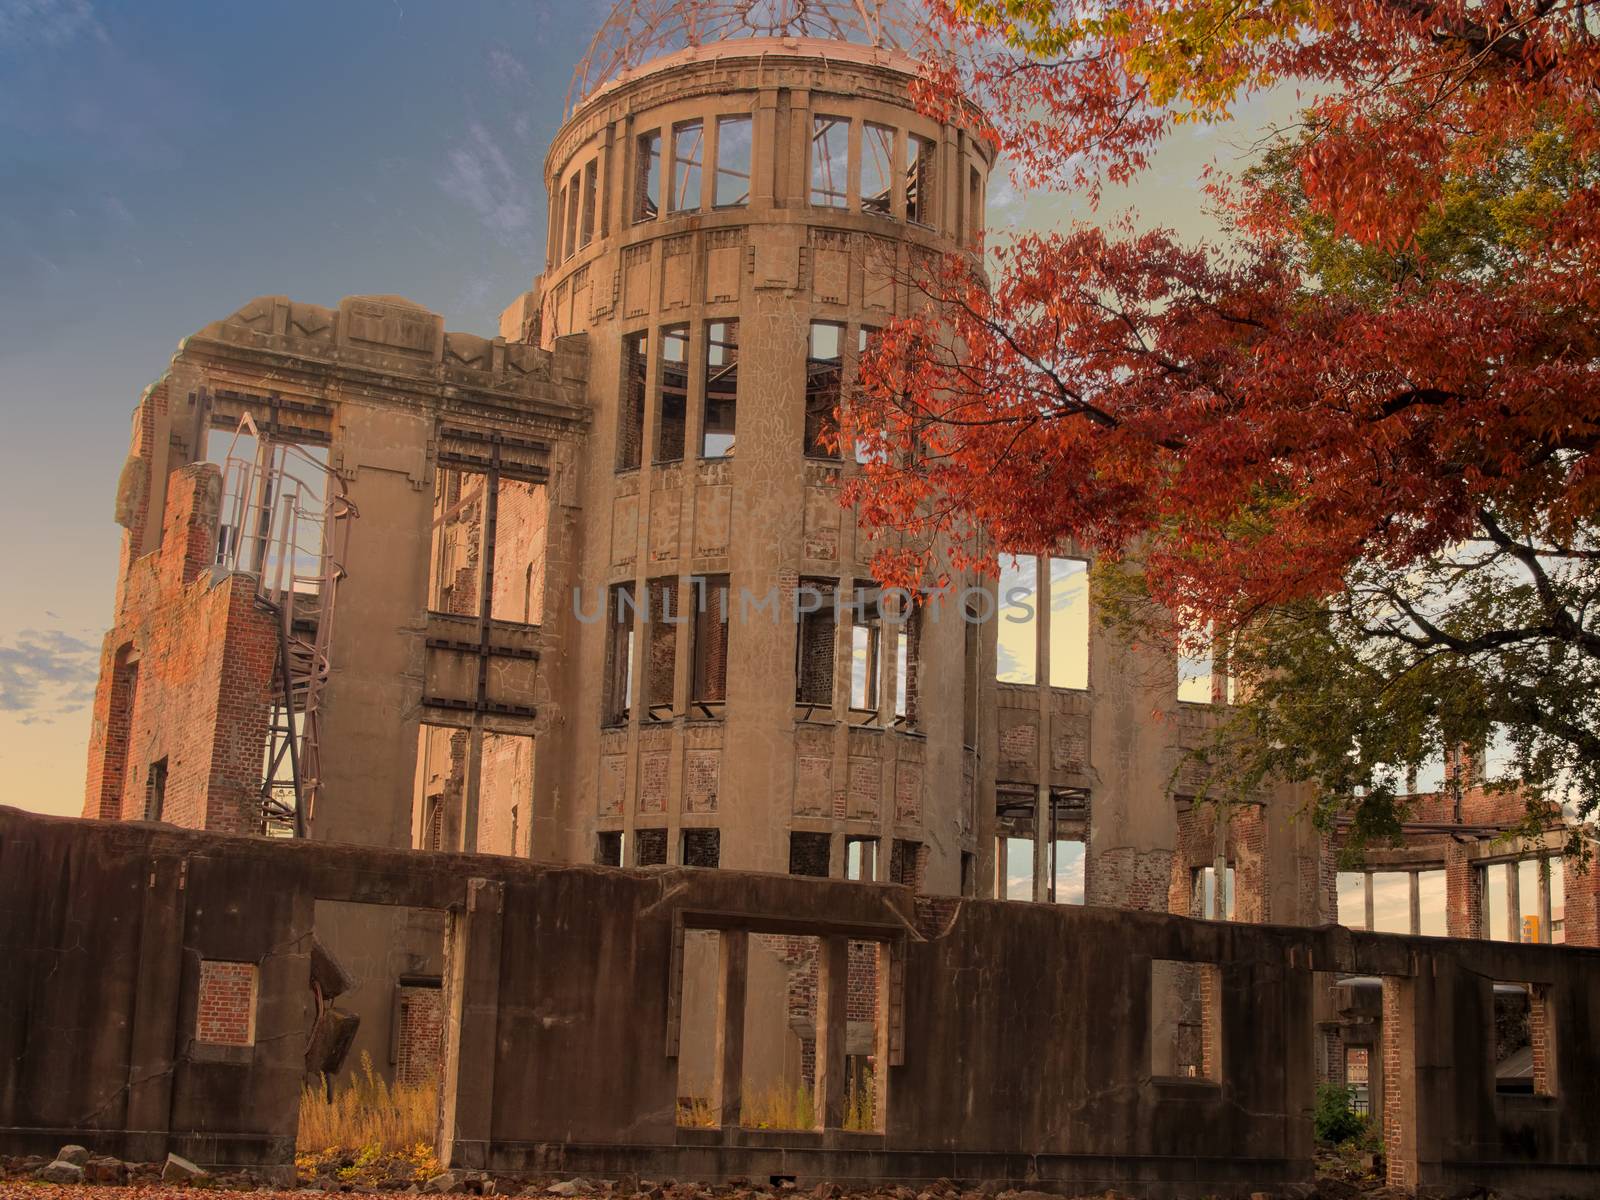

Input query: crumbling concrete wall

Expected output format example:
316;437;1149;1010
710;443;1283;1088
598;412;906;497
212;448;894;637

6;806;1599;1196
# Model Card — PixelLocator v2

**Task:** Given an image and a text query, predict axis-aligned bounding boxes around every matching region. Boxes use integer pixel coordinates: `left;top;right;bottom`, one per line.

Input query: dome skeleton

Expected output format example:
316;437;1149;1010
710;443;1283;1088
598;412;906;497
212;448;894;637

568;0;923;115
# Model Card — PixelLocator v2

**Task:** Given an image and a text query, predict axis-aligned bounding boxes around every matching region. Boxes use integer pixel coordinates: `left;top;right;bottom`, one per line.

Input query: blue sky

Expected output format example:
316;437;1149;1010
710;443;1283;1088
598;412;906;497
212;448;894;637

0;0;1295;817
0;0;593;813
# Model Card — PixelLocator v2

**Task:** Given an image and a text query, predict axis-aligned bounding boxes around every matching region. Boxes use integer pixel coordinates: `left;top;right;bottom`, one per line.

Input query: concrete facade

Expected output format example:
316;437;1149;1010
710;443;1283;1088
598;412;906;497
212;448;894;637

7;806;1600;1195
78;22;1334;1089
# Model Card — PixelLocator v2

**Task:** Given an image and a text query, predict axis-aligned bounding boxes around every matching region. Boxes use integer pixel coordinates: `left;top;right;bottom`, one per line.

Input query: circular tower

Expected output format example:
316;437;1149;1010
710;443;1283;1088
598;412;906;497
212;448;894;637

532;0;994;891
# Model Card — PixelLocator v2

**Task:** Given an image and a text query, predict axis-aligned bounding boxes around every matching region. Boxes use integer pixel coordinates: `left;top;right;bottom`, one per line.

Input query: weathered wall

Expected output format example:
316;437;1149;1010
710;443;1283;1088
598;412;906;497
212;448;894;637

6;807;1599;1196
83;463;278;833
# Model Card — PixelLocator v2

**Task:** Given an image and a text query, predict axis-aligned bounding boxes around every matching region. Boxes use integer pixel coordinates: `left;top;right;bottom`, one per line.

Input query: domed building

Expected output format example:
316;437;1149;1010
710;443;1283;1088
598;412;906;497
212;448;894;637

83;0;1393;1093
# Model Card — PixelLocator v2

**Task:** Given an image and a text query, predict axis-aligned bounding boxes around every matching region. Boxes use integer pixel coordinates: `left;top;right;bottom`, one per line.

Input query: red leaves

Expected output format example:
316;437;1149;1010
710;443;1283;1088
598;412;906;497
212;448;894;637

845;0;1600;624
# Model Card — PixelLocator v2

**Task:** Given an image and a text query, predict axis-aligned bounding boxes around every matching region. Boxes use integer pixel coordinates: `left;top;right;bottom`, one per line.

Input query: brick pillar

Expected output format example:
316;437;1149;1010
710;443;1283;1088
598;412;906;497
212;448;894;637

1381;977;1417;1191
1560;857;1599;947
1530;985;1554;1096
1444;842;1483;939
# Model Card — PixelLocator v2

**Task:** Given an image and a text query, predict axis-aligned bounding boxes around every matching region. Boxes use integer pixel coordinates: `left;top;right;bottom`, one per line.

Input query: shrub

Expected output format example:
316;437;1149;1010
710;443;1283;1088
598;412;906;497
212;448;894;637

1314;1082;1367;1145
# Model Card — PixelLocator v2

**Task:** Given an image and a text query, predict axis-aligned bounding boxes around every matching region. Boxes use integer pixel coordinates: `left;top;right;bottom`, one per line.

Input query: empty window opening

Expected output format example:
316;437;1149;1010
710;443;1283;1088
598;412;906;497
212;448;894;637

845;836;879;881
795;578;837;707
605;583;638;725
1151;959;1221;1082
1344;1047;1371;1115
1176;648;1213;704
702;320;738;458
644;577;680;717
636;827;668;866
811;116;848;207
849;586;881;712
428;468;484;615
906;135;934;225
195;960;259;1047
563;172;580;260
996;790;1086;902
683;827;721;869
487;478;548;625
671;120;703;212
477;732;534;857
967;164;983;244
889;838;924;891
618;331;648;470
997;555;1039;685
892;608;919;727
145;756;168;822
805;322;844;458
1485;857;1565;944
714;115;752;207
580;159;598;247
1048;557;1089;690
412;722;469;851
548;182;565;267
634;130;662;222
1494;982;1555;1096
861;123;894;215
692;574;730;708
596;830;624;866
790;831;831;877
1193;865;1236;921
656;325;689;463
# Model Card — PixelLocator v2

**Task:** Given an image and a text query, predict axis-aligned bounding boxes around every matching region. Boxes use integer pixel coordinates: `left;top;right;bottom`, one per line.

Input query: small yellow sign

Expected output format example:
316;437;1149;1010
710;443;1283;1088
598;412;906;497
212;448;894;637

1522;914;1541;943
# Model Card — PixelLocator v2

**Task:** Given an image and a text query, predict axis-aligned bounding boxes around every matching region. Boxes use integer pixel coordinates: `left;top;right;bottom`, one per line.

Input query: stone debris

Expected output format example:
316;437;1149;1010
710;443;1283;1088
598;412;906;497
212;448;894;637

39;1159;86;1184
162;1152;209;1183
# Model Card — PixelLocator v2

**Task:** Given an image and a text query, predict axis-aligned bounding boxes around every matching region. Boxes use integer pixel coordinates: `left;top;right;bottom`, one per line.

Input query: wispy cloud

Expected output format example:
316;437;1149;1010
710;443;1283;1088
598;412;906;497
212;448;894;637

0;0;106;49
439;122;536;246
0;627;99;724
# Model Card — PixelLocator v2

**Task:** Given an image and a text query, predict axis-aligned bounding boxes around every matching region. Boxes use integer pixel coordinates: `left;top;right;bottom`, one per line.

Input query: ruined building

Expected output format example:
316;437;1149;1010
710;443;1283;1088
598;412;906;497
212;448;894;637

76;0;1597;1142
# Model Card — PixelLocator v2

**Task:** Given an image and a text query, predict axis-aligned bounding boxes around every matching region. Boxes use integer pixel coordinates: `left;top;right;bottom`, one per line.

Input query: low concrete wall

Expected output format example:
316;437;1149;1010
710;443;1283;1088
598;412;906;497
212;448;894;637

2;807;1598;1196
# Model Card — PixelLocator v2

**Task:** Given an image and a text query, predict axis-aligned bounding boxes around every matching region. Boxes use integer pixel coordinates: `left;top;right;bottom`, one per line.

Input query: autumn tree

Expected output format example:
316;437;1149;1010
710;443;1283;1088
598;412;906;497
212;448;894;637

845;1;1600;845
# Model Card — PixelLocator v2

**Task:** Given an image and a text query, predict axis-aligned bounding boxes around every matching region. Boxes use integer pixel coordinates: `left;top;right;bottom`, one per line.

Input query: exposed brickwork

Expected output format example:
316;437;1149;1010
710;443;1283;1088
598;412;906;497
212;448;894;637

645;578;678;708
396;984;444;1085
196;960;257;1046
1530;984;1555;1096
790;831;831;877
1445;841;1485;939
635;827;667;865
1560;856;1599;947
84;463;278;835
1381;977;1411;1190
1090;847;1174;911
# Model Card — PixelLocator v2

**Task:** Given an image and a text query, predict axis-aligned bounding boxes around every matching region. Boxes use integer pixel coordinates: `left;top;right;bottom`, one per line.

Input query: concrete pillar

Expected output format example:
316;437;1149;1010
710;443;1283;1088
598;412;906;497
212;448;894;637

1408;871;1421;936
713;930;748;1128
439;879;504;1170
813;934;849;1129
1538;858;1553;945
124;855;187;1163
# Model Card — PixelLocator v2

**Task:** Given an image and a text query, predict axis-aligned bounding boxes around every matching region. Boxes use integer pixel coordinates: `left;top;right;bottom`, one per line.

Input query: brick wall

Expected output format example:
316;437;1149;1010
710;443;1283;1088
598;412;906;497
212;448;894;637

84;464;278;834
396;984;444;1086
1091;847;1174;912
196;960;258;1045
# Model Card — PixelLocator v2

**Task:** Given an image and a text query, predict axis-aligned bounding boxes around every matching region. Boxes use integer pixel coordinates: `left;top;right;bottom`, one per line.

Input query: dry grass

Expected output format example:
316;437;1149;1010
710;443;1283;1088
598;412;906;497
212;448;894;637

295;1052;439;1184
679;1072;877;1132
